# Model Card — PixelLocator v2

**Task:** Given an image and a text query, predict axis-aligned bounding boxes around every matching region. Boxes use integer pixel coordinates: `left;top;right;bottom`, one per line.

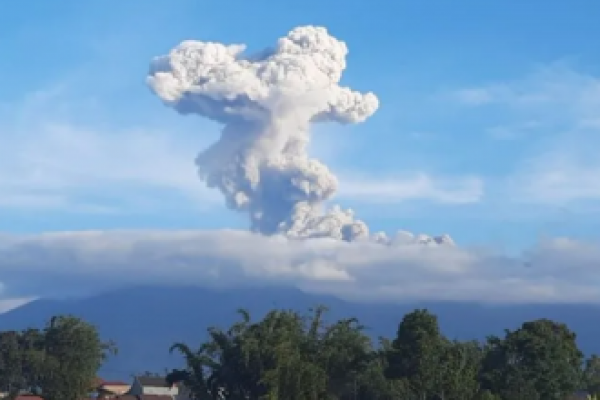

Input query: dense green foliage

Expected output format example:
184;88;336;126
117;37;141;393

167;307;599;400
0;315;115;400
1;307;598;400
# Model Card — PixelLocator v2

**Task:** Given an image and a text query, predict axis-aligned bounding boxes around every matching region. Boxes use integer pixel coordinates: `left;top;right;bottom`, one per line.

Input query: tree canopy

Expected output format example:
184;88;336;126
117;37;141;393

0;306;594;400
0;315;115;400
167;306;594;400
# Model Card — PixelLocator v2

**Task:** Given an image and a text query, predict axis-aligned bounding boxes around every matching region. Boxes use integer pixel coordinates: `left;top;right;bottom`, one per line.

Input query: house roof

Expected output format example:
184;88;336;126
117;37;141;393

14;396;98;400
135;376;170;387
100;381;129;386
13;396;157;400
13;397;169;400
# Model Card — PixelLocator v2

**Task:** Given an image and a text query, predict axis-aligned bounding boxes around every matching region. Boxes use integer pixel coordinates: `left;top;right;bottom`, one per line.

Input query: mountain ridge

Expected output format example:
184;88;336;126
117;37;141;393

1;285;599;380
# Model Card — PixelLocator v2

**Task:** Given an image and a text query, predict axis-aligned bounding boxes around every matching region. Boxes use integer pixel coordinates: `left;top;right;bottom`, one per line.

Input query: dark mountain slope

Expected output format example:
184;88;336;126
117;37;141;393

1;285;598;380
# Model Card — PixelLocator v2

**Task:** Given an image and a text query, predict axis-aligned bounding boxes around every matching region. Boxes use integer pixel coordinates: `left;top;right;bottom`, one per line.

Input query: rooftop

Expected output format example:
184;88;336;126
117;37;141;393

135;376;170;388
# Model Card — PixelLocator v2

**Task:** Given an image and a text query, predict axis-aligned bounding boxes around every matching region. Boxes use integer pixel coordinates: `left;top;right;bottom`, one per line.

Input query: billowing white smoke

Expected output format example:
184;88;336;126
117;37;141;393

147;26;452;245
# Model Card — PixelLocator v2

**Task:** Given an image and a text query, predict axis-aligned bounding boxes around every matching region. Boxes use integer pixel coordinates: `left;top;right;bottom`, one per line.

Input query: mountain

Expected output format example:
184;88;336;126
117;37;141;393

1;285;599;380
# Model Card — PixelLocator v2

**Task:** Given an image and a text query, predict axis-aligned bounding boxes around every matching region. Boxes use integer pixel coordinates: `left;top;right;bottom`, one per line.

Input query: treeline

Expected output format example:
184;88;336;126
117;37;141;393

0;316;115;400
2;308;600;400
166;306;600;400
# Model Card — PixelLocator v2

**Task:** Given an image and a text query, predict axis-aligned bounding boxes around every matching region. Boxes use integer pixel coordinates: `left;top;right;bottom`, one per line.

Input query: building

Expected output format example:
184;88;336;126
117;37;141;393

126;376;179;398
1;377;186;400
96;380;131;398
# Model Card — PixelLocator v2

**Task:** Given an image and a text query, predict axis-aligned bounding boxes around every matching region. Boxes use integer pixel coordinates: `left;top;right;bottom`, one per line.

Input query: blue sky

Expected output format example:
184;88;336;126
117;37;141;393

2;0;600;253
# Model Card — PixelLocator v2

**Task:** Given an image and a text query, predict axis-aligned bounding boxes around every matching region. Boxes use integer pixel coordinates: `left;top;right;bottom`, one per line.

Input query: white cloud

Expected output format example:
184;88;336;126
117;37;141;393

0;88;221;214
453;63;600;121
484;120;543;140
338;173;484;204
1;122;219;209
506;68;600;205
1;229;599;304
0;297;37;314
452;63;600;206
0;283;36;314
509;151;600;205
1;86;484;216
454;88;496;106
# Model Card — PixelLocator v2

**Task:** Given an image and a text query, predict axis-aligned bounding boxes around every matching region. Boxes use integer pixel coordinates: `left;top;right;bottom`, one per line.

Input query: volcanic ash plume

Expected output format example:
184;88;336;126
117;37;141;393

147;26;452;245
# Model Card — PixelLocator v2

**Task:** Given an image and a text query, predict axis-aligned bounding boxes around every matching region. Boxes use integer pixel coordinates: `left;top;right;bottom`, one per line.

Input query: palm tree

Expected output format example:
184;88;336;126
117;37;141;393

171;306;389;400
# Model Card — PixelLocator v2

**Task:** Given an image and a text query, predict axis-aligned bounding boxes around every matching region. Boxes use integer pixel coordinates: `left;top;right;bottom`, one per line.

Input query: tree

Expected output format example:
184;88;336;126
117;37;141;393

437;340;482;400
169;305;592;400
583;355;600;396
170;306;390;400
350;337;412;400
472;389;501;400
166;346;213;399
40;315;116;400
385;309;446;399
0;315;115;400
480;318;583;400
0;331;23;397
2;328;46;397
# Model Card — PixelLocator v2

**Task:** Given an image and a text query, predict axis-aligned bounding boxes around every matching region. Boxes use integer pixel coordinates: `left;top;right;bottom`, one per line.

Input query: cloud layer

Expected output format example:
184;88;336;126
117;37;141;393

2;33;600;309
0;88;220;214
338;173;483;205
1;229;599;305
453;63;600;207
0;86;478;217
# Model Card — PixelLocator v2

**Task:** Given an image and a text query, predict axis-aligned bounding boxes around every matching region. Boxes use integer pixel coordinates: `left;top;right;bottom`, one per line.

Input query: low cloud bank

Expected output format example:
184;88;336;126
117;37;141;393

0;229;599;305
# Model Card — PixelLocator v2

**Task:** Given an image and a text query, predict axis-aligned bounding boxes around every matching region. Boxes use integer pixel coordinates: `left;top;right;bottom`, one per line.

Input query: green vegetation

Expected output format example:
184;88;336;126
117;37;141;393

166;306;600;400
0;315;116;400
1;306;599;400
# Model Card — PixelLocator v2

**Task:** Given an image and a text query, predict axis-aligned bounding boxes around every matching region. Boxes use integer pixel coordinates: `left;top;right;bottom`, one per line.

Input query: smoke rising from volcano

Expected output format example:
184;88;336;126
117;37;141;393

147;26;451;245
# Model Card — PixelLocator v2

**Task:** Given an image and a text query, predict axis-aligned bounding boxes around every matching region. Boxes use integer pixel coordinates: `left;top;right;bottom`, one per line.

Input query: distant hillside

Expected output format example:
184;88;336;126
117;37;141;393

1;285;599;380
